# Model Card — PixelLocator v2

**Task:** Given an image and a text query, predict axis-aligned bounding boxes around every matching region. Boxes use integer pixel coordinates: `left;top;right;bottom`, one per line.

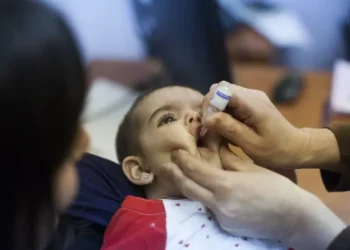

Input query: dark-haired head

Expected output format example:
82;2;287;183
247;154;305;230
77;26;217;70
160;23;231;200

116;85;203;199
116;84;183;163
0;1;88;249
116;84;201;163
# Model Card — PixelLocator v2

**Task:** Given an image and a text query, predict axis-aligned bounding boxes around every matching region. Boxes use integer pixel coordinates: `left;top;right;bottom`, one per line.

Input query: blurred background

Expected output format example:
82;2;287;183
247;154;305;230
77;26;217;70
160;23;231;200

42;0;350;222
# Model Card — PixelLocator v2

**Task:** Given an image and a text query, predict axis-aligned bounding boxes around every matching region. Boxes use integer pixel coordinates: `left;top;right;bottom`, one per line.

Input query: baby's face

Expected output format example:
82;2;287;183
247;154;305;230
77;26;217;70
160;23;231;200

135;86;203;176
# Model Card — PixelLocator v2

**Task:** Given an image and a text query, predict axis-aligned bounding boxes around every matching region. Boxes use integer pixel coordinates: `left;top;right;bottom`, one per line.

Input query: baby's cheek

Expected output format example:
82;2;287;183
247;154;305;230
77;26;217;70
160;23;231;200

165;133;197;154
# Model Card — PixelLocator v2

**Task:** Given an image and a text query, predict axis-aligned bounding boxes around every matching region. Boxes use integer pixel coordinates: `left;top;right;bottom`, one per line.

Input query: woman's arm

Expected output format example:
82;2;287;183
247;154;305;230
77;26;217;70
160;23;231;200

294;127;341;171
291;125;350;192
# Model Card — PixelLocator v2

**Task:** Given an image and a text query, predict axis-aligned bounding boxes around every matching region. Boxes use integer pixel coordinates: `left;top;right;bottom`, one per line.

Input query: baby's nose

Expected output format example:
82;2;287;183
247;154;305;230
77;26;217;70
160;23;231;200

187;112;202;124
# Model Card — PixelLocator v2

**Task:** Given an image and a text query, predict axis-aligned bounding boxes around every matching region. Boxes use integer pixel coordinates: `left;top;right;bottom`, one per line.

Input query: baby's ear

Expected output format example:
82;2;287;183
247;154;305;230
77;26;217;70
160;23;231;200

122;156;154;185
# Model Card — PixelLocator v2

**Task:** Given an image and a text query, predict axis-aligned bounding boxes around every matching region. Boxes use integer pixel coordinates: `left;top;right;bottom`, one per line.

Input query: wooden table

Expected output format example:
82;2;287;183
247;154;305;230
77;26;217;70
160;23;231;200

234;65;350;223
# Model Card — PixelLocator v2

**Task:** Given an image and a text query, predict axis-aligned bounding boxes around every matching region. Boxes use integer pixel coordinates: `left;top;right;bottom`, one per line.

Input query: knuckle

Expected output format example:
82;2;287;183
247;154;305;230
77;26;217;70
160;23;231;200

212;112;228;126
255;89;265;96
259;91;270;102
253;89;268;99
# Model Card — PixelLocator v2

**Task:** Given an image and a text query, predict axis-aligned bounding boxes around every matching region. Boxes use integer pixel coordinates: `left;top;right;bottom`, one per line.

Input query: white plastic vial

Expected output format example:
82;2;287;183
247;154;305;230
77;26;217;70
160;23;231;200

200;81;233;137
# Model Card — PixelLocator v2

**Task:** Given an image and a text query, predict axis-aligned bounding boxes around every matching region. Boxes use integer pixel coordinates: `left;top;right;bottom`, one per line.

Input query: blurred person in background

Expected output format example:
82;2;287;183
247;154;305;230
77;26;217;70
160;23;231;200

0;1;89;249
47;0;350;73
44;0;275;92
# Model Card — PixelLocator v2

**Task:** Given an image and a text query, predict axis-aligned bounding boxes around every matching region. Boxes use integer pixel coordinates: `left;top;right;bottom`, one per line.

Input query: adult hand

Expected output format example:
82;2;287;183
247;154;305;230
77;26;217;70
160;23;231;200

202;82;340;170
162;146;346;250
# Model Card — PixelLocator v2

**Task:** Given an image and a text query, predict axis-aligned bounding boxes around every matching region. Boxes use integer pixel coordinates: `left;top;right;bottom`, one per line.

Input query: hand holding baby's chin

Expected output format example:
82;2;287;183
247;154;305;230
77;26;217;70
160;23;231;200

164;146;314;244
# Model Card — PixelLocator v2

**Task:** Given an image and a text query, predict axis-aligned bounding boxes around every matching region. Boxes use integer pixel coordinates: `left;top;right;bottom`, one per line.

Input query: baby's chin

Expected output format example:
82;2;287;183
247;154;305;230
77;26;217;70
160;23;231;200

172;136;208;158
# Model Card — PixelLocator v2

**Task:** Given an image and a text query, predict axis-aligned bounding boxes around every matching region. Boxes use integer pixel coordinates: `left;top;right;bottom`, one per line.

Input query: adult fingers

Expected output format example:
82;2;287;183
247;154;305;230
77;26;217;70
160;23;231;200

228;85;261;122
228;145;254;163
220;145;258;172
220;146;273;174
204;83;268;129
171;149;228;191
228;86;276;129
204;112;260;148
202;130;222;153
161;162;216;209
210;83;218;91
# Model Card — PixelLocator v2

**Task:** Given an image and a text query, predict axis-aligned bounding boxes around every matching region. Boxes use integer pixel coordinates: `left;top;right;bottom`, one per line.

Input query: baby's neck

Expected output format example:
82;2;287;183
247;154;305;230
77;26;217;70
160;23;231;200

145;183;184;200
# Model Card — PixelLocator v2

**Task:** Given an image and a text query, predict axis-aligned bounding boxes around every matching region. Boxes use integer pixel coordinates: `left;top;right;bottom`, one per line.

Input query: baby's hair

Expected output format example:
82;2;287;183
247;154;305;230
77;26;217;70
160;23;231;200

116;85;170;163
116;85;200;163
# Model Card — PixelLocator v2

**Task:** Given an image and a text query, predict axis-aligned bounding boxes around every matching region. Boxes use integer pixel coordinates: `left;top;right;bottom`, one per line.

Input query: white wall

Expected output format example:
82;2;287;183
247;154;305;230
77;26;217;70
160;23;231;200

43;0;147;62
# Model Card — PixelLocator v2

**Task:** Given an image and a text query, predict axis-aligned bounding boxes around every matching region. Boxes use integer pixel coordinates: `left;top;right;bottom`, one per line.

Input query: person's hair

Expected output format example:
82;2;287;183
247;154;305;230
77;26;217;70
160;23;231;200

116;88;157;163
0;1;87;249
116;85;200;163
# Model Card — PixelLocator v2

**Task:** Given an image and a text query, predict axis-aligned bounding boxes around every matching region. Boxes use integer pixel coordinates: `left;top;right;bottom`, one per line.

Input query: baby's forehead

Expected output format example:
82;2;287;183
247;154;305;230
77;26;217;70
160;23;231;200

134;86;203;120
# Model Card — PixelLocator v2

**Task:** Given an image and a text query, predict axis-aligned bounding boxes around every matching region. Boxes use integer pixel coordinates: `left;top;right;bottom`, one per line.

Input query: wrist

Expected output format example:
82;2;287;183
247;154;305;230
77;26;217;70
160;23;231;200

294;128;341;171
287;192;346;250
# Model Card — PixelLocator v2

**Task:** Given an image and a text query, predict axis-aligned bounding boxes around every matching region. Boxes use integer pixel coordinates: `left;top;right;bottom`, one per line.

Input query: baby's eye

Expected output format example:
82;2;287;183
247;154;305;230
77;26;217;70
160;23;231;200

158;114;176;127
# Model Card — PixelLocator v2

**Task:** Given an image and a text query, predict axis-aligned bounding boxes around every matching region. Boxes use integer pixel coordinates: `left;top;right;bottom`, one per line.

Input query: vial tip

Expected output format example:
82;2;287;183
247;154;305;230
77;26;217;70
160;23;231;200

200;127;207;137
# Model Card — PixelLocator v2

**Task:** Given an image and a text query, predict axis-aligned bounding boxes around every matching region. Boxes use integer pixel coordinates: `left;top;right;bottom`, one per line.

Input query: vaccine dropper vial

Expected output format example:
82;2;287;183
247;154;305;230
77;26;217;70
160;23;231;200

200;81;233;137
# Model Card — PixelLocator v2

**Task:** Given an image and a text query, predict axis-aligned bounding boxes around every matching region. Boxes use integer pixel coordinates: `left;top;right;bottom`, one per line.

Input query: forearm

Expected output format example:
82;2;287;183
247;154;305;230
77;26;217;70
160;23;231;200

287;192;346;250
295;128;341;171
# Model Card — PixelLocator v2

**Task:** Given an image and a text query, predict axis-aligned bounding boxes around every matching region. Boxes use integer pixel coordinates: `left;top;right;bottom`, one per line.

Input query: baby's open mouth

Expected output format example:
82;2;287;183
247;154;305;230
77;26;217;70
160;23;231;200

197;137;205;148
192;124;207;148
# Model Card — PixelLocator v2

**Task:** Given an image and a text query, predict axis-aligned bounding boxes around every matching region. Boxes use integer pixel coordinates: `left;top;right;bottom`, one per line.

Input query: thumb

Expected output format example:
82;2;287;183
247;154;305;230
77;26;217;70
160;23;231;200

219;145;257;172
204;112;260;149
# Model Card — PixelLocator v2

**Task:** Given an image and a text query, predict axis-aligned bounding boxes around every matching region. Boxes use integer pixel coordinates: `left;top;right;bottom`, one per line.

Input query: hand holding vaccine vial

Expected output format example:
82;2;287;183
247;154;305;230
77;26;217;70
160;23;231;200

200;81;233;137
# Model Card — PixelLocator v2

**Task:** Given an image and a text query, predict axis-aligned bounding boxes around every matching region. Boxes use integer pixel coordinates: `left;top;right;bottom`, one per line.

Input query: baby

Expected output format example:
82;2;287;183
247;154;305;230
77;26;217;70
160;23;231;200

101;86;294;250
